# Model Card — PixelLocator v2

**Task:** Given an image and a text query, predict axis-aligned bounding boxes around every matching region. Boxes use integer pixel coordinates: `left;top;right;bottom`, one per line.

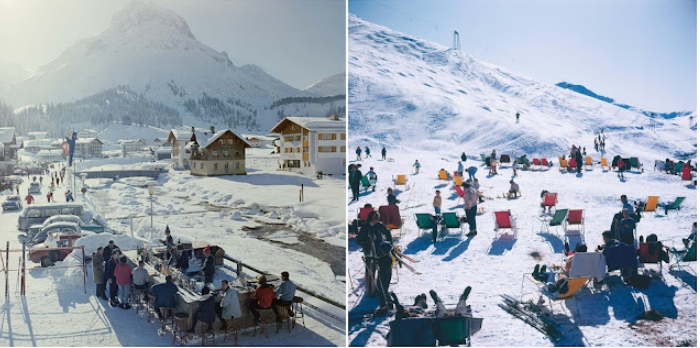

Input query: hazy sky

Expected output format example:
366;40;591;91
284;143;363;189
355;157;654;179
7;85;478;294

0;0;346;90
350;0;697;112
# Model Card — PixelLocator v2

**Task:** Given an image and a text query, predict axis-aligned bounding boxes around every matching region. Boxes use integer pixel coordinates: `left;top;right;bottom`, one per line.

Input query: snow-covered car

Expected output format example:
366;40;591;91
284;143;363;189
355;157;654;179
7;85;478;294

28;215;106;237
2;195;22;211
27;222;81;247
29;182;41;194
29;231;82;267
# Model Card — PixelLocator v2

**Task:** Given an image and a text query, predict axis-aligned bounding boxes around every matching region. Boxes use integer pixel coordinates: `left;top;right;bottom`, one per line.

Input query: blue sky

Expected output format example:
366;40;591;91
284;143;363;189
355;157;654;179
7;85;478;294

350;0;697;112
0;0;346;90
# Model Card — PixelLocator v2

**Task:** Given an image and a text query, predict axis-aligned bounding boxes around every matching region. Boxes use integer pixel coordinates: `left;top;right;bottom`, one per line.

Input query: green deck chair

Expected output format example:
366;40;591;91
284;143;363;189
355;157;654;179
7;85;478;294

360;176;372;192
480;154;489;166
670;241;696;271
539;209;568;235
675;162;684;174
415;213;434;238
665;197;685;216
433;316;468;346
442;212;465;237
630;157;642;172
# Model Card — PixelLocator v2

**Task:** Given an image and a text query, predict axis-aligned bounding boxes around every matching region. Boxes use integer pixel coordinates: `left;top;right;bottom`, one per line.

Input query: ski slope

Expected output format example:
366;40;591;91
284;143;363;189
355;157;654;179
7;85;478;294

347;14;697;347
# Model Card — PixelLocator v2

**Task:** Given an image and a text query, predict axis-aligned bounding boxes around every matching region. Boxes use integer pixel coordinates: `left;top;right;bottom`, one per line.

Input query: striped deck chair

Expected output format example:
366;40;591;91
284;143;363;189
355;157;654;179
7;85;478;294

493;211;517;239
585;157;593;170
642;196;659;216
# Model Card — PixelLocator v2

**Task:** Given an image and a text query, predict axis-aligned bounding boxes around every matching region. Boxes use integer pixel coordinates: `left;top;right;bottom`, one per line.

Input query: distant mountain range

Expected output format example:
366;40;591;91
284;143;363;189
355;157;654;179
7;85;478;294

0;0;345;134
555;82;693;119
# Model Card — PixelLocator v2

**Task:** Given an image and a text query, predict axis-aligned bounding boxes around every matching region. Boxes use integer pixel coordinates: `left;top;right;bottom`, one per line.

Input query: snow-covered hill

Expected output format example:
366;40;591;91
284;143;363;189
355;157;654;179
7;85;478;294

305;73;347;96
96;123;170;145
2;0;327;131
0;62;31;90
348;14;696;163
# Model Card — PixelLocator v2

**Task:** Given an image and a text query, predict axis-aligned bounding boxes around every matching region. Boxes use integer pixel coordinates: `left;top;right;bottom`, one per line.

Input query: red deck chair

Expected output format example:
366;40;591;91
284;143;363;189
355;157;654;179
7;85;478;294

541;158;549;168
544;192;558;210
638;242;665;275
379;205;405;240
568;158;577;172
493;211;517;239
565;209;585;237
532;158;541;170
358;207;375;223
682;167;692;181
454;185;466;205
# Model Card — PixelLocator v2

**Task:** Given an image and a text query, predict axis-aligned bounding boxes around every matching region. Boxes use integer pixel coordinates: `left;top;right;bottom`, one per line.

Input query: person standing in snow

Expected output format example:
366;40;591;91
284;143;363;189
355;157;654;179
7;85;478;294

349;165;362;202
569;145;577;159
106;249;121;306
160;226;173;246
373;241;394;316
387;188;400;206
594;138;599;152
516;112;520;123
115;255;133;309
413;160;421;174
467;166;478;181
582;147;587;157
457;161;464;177
463;183;478;236
92;247;108;301
24;192;34;205
512;159;518;176
433;190;442;215
490;150;498;175
366;167;377;192
202;246;215;284
356;146;362;161
575;148;583;174
617;157;625;179
461;152;467;162
365;146;371;158
381;147;387;160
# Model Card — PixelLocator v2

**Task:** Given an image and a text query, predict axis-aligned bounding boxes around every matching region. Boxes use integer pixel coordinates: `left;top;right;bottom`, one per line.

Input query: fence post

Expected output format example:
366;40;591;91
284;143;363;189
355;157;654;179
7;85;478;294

82;246;87;294
21;241;26;296
5;242;9;299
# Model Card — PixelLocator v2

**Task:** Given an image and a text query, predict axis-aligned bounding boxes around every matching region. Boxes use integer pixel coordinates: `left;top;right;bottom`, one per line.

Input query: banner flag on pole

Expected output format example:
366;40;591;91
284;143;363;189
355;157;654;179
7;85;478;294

67;131;77;166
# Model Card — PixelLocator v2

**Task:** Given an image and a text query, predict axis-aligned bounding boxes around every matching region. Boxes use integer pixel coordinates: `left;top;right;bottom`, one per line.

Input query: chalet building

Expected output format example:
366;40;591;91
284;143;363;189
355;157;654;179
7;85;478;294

246;137;266;148
270;115;346;176
118;139;146;152
37;149;66;163
166;127;213;169
153;138;163;146
190;129;251;176
78;129;98;139
75;138;103;158
28;131;50;140
23;139;57;153
0;127;19;175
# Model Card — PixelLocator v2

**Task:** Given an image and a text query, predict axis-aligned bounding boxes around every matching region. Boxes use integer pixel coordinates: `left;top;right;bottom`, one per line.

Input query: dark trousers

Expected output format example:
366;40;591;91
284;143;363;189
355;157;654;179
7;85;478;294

248;299;271;323
204;272;214;284
134;283;150;301
189;311;213;332
109;280;118;302
96;283;106;298
271;299;292;320
466;206;477;232
377;267;392;308
215;302;226;326
351;184;360;201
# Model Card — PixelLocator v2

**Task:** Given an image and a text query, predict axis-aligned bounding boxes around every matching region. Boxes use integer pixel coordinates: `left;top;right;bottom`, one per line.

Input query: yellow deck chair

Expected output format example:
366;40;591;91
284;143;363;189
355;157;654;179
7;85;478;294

393;174;408;190
438;170;448;180
559;159;568;172
522;275;589;316
585;156;592;170
643;196;659;215
601;158;609;171
454;176;463;187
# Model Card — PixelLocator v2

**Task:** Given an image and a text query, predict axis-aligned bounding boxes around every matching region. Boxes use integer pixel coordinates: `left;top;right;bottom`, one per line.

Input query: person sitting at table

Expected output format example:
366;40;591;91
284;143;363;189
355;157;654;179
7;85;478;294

248;275;275;326
150;275;178;320
272;271;296;323
133;260;155;301
202;246;215;284
188;286;217;334
216;279;241;330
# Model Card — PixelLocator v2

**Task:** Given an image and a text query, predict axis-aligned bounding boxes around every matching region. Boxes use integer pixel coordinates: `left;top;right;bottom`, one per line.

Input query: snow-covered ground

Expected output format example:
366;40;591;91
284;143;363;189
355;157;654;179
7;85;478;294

347;14;697;348
0;145;346;346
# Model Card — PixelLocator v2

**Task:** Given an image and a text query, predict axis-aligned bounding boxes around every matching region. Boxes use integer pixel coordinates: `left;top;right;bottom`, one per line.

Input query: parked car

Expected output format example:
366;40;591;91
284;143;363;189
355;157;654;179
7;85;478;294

28;215;106;238
17;203;85;231
29;231;82;267
27;222;81;247
29;182;41;194
2;195;22;211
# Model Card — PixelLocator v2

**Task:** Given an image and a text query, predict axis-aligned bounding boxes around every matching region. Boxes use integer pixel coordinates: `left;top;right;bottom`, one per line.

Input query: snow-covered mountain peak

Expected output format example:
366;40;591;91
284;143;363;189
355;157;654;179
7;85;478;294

304;73;346;96
109;0;195;41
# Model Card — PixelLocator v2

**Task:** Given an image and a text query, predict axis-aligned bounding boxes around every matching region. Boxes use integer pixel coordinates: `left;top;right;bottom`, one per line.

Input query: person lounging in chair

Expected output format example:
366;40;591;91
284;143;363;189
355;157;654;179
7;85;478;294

390;286;473;321
531;264;569;302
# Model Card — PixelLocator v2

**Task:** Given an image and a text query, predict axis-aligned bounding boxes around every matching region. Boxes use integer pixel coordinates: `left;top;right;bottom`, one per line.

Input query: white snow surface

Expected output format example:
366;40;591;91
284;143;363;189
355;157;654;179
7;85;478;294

304;73;347;97
347;14;697;347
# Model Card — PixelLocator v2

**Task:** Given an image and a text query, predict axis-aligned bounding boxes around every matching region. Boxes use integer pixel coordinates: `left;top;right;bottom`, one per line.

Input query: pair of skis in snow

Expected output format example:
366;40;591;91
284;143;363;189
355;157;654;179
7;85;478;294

391;247;421;275
498;294;563;341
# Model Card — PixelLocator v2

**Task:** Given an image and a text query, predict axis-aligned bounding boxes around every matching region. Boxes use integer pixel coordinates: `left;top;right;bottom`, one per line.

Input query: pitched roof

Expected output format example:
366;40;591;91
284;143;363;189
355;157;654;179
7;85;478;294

24;140;55;148
76;138;103;145
270;116;346;133
0;127;16;143
200;129;252;149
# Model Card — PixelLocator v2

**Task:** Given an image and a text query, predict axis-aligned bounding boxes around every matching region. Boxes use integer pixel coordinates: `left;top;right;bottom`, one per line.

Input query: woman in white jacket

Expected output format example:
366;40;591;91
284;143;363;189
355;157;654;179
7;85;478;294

217;280;242;330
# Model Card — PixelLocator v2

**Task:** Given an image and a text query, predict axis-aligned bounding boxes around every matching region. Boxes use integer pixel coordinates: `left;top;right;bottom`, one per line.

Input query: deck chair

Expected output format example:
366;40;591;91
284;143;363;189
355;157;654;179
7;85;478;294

500;154;511;167
454;185;466;205
541;158;549;168
388;317;437;347
638;242;665;275
438;170;449;181
681;167;692;181
538;208;568;235
493;211;517;239
565;209;585;238
630;157;643;172
606;244;638;273
585;156;593;170
521;275;590;316
543;192;558;211
414;213;435;238
532;158;541;170
654;160;665;172
568;252;606;282
442;212;465;238
358;207;375;223
642;196;659;216
379;205;405;240
433;316;469;346
664;197;685;216
669;240;696;271
601;158;610;171
454;176;463;187
674;162;683;174
568;158;577;172
559;159;568;172
479;154;489;166
393;175;408;190
361;176;372;192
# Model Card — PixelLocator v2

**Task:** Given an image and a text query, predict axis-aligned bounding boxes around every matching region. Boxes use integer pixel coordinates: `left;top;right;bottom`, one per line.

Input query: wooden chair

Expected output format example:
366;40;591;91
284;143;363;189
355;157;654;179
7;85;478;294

292;296;305;328
222;317;239;345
